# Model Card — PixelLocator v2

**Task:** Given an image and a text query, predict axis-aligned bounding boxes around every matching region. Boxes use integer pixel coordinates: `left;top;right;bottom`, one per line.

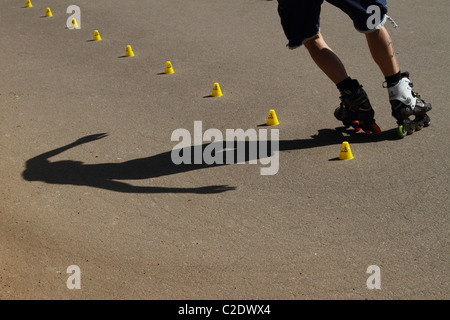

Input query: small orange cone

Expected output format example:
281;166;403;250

266;109;279;126
338;141;354;160
93;30;102;41
125;45;134;57
164;61;174;74
211;82;223;97
71;18;79;29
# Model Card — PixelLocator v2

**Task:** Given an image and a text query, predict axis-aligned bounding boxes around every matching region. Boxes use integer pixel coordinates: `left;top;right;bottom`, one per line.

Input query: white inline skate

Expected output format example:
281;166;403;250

387;72;432;138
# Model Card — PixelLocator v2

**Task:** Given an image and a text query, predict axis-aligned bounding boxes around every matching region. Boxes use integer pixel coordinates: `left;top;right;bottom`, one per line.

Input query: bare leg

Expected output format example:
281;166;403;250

365;26;399;77
303;33;349;85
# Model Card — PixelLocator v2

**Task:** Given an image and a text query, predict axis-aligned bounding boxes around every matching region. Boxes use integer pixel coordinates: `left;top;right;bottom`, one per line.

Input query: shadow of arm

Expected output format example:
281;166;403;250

26;133;108;165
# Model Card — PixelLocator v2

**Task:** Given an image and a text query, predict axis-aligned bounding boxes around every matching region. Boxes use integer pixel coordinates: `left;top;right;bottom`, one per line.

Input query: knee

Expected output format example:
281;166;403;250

303;33;321;50
304;33;329;53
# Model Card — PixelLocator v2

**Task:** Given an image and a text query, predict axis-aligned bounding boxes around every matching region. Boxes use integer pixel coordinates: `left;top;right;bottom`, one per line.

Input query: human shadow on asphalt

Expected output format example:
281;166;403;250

22;127;400;194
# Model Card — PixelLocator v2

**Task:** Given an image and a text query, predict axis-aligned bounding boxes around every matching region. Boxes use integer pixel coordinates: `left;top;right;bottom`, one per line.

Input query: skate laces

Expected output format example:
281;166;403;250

340;86;372;112
398;73;425;101
385;15;398;28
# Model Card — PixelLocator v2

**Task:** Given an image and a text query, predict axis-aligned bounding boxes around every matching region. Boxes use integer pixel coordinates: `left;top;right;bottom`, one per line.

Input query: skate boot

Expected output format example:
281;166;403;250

387;72;432;138
334;84;381;135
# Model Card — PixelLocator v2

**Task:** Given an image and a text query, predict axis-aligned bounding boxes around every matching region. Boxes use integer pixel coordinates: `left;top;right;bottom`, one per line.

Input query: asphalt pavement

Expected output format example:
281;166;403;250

0;0;448;300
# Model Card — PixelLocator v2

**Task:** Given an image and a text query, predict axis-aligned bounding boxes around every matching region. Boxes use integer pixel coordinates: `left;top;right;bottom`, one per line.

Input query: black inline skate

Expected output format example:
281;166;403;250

334;83;381;135
387;72;432;138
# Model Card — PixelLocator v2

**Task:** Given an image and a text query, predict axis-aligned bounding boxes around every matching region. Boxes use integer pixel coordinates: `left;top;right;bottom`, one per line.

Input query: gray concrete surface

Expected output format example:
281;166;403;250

0;0;448;299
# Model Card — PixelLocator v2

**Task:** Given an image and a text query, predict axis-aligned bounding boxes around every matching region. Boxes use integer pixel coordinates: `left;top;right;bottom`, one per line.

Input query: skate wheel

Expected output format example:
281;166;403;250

350;120;361;132
371;123;381;136
415;123;424;131
397;125;408;138
334;107;343;121
423;115;431;127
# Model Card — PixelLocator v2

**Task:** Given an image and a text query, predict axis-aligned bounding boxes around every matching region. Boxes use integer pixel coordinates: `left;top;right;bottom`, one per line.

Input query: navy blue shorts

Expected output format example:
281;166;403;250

277;0;388;48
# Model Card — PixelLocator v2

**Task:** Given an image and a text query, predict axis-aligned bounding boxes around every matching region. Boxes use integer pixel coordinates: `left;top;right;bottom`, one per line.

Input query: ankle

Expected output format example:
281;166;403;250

337;77;361;94
385;71;402;87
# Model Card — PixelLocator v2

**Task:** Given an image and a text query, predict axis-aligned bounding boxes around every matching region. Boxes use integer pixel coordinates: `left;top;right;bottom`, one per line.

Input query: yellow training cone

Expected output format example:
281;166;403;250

71;18;79;29
93;30;102;41
45;8;52;17
25;0;32;8
266;109;279;126
125;45;134;57
338;141;354;160
164;61;174;74
211;82;223;97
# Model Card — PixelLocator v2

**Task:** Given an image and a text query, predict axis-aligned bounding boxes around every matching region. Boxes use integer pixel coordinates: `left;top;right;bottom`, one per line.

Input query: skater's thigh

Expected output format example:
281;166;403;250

277;0;324;47
325;0;388;32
